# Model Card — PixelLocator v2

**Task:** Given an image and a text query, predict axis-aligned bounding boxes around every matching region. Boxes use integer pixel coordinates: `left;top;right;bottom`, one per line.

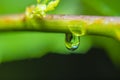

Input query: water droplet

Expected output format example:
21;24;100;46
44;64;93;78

65;33;80;51
68;21;86;36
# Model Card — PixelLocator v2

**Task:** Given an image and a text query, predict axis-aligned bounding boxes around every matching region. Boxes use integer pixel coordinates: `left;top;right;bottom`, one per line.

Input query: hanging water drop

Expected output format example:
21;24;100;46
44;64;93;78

65;33;80;51
68;21;86;36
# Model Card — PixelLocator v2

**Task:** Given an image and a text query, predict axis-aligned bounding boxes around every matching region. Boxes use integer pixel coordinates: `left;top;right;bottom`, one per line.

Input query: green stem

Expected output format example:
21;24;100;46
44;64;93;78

0;14;120;40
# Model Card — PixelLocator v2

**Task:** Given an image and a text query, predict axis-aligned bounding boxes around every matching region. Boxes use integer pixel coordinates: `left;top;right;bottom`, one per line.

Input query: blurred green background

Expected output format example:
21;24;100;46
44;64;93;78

0;0;120;79
0;0;120;80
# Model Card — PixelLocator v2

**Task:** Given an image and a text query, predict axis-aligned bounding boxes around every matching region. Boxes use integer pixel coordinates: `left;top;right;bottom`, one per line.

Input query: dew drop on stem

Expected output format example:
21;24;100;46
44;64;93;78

65;33;80;51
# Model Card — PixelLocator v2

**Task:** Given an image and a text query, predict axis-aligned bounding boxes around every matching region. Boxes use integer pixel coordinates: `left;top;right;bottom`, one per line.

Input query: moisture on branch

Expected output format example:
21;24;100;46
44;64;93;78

0;14;120;40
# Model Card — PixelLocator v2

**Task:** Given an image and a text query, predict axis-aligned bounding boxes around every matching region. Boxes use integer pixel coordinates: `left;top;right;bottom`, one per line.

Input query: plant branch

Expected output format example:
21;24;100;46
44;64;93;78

0;14;120;40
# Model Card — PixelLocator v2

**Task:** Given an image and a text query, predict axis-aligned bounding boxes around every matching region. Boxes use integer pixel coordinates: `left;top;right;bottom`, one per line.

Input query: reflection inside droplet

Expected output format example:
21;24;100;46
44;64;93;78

65;33;80;51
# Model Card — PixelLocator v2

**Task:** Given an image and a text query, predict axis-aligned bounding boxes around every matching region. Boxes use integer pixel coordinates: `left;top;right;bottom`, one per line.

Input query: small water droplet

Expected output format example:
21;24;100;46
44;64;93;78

68;21;86;36
65;33;80;51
